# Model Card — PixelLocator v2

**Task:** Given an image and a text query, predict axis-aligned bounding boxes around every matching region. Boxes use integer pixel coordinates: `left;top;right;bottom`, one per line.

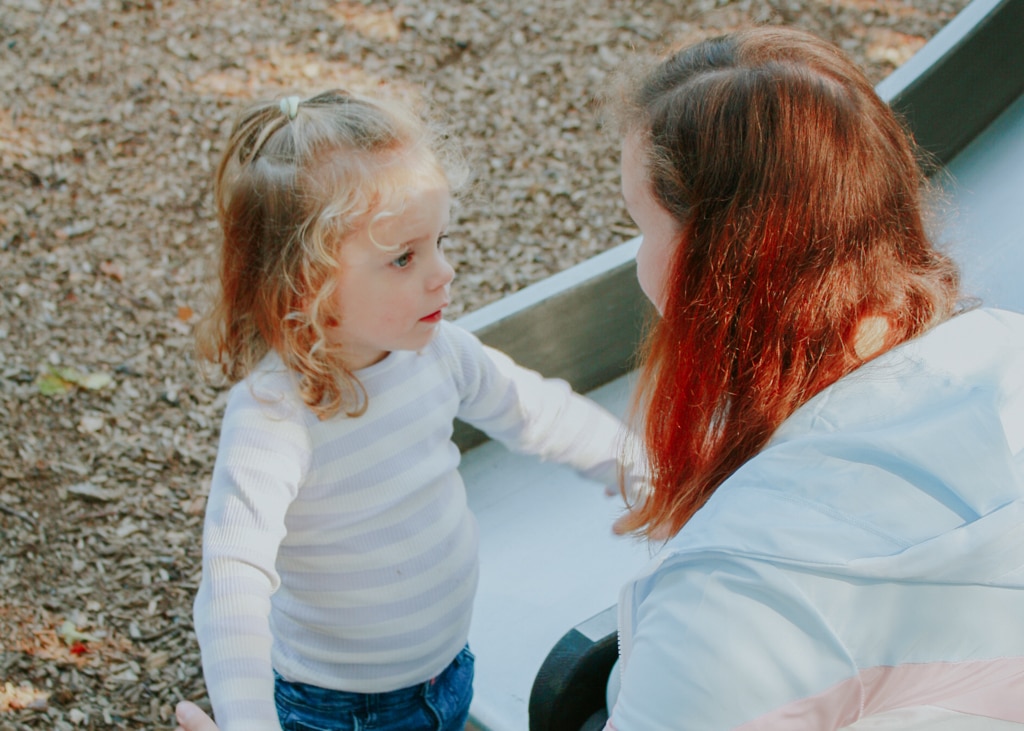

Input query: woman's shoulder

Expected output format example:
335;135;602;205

919;306;1024;357
651;474;906;571
880;306;1024;377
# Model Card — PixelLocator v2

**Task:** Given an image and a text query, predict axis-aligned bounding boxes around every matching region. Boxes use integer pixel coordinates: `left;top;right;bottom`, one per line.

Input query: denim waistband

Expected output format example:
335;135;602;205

273;645;472;714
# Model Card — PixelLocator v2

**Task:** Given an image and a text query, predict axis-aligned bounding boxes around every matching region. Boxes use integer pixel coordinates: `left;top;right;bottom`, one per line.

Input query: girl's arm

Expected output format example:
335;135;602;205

447;324;646;492
193;379;310;731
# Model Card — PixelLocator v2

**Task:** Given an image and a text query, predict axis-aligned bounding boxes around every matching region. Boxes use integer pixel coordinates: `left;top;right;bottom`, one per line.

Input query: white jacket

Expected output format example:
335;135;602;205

611;308;1024;730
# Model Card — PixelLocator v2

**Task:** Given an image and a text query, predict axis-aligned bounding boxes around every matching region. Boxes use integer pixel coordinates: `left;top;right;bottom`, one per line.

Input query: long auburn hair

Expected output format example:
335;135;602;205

614;28;961;538
196;89;456;419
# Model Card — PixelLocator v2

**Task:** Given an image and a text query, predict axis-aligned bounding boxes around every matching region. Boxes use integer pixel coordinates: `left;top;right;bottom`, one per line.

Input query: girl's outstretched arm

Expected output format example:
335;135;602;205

445;323;647;492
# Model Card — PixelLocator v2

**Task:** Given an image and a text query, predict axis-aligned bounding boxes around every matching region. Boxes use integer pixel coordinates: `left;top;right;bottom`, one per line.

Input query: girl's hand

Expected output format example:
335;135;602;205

174;701;219;731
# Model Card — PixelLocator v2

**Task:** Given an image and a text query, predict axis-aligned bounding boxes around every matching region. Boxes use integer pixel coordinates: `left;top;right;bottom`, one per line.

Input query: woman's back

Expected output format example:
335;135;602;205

613;308;1024;729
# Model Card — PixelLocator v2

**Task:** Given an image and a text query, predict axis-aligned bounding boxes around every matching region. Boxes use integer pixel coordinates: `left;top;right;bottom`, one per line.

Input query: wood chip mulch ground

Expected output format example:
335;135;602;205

1;1;967;728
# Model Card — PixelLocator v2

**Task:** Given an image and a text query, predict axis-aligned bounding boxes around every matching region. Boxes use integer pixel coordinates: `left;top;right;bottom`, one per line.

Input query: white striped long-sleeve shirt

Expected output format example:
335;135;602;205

194;321;636;731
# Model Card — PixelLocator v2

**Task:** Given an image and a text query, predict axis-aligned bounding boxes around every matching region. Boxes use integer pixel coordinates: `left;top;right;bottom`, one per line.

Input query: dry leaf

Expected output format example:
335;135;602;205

36;367;113;395
99;260;126;281
58;620;101;646
36;369;75;395
182;495;207;515
0;682;50;712
55;220;95;239
79;415;105;432
78;371;113;390
67;481;125;502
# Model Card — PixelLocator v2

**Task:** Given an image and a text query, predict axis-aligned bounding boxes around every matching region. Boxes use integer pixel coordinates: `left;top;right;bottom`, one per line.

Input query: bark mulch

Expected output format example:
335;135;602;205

1;1;967;728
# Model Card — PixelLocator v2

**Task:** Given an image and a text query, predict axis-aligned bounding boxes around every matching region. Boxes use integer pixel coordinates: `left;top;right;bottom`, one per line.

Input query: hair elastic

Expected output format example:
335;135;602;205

279;96;301;120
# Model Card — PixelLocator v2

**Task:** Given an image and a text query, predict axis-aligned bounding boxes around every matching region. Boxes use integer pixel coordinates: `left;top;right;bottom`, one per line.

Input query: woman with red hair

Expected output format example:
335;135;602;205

609;26;1024;729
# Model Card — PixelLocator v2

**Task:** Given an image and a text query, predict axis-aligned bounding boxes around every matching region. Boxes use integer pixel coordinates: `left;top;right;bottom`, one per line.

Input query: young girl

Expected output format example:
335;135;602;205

192;89;642;731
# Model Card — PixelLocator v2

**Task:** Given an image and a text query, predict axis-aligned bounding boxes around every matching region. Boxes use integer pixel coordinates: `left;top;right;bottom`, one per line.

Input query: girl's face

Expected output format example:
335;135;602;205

330;167;454;371
621;133;683;315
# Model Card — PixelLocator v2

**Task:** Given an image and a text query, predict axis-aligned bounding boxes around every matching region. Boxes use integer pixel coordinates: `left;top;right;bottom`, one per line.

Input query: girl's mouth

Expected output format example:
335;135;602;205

420;310;443;323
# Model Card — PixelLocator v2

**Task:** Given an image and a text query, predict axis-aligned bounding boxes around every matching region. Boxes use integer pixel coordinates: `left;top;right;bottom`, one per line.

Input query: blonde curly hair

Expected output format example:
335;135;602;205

196;89;461;419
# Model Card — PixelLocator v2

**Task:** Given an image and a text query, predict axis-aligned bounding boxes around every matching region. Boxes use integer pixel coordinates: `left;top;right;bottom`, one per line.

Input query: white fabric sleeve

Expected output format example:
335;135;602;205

610;556;854;731
192;381;311;731
446;324;646;490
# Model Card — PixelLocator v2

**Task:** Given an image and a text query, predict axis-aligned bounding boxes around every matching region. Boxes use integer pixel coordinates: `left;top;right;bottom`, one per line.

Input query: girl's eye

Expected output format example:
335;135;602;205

392;251;413;269
437;233;449;249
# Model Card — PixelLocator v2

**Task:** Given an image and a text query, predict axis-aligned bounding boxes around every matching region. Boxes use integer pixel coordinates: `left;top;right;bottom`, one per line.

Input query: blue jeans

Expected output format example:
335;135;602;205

274;646;475;731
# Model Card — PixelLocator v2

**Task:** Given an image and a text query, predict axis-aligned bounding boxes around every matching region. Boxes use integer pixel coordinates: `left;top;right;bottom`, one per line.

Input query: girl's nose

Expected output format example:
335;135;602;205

429;250;455;291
